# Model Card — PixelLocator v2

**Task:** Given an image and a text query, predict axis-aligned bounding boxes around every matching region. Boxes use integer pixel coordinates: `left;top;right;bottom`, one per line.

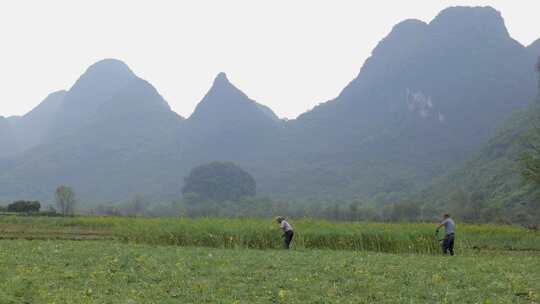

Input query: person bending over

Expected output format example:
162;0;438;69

276;216;294;249
436;213;456;256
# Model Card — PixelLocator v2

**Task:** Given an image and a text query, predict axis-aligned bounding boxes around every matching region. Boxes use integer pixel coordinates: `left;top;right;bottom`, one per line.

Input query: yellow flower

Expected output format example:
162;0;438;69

432;273;446;284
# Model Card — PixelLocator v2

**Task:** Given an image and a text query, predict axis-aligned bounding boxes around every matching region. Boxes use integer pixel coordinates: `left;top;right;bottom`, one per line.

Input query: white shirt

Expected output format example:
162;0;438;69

280;220;293;232
441;218;455;235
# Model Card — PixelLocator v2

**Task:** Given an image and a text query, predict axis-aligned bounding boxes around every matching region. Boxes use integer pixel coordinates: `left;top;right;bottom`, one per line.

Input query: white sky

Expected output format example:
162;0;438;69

0;0;539;119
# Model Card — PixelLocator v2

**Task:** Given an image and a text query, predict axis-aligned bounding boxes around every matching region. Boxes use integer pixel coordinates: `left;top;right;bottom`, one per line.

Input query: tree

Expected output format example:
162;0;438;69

55;185;76;216
182;162;256;202
385;202;421;222
7;201;40;213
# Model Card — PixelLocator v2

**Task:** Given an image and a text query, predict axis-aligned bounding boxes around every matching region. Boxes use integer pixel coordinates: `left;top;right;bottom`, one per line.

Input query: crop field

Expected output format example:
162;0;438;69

0;216;539;303
1;216;539;253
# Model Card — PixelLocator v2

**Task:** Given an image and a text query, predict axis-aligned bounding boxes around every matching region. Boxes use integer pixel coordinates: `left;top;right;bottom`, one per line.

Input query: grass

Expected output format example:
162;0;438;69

0;216;538;303
0;240;538;303
1;216;539;253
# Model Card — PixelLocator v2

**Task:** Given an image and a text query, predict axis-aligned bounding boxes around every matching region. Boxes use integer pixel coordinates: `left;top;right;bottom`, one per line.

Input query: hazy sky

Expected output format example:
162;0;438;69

1;1;539;119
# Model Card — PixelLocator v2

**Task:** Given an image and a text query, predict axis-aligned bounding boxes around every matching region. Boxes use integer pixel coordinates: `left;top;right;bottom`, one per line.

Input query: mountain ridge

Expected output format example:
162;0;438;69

0;117;18;158
49;59;137;140
8;90;67;151
0;75;185;203
188;72;279;124
252;5;537;201
529;39;540;56
0;6;538;205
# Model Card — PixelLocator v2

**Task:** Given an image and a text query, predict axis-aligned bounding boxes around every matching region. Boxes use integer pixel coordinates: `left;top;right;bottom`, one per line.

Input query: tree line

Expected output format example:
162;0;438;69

0;185;77;216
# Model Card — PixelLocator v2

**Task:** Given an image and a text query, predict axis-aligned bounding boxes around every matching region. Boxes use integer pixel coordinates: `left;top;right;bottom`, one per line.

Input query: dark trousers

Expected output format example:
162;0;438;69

283;230;294;249
442;233;455;256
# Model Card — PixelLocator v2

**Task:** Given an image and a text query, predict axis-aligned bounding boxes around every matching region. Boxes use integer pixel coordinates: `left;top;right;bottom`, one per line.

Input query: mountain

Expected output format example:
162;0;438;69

189;73;278;124
416;105;539;220
260;6;538;201
417;44;540;221
0;69;184;203
50;59;136;139
181;72;281;162
0;6;538;206
8;90;66;151
0;65;281;205
6;59;135;155
529;39;540;57
0;116;18;158
299;6;535;148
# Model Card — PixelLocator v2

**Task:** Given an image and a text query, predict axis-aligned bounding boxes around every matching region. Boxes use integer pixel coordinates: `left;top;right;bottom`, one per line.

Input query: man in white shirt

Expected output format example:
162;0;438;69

436;214;456;256
276;216;294;249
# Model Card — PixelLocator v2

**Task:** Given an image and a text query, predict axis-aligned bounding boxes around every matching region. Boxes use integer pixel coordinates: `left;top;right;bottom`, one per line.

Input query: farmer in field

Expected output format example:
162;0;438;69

436;213;455;256
276;216;294;249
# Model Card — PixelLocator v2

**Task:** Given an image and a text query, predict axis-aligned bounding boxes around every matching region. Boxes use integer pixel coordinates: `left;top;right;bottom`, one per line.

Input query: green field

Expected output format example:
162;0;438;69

0;216;539;303
2;216;539;253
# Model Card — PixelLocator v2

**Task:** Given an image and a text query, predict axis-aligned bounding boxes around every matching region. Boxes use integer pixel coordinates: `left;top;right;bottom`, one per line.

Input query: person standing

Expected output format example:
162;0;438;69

436;214;455;256
276;216;294;249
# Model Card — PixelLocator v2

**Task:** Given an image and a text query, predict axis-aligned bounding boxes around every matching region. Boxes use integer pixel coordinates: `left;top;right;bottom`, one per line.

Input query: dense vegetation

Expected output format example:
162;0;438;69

182;162;256;202
1;216;539;253
5;200;40;213
521;60;540;188
417;104;540;225
86;194;431;223
87;191;536;225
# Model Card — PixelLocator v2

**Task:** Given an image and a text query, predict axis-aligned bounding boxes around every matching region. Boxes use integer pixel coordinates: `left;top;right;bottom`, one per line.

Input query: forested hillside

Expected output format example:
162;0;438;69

417;58;540;222
416;107;538;221
255;6;538;201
